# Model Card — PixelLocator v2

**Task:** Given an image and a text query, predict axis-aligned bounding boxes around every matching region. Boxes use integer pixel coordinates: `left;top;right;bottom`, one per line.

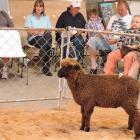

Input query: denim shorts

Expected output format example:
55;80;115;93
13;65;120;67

87;36;118;51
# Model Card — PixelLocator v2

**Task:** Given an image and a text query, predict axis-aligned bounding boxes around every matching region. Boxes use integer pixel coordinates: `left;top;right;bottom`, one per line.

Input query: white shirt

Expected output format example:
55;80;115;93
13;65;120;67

107;14;132;31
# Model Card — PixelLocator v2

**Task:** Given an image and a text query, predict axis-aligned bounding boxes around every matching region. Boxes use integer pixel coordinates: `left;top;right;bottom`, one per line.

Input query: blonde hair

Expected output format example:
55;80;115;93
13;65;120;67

133;15;140;19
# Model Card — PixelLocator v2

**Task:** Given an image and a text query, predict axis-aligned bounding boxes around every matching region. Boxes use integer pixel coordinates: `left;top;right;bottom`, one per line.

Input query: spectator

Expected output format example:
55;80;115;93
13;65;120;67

25;0;53;76
0;9;14;79
104;15;140;80
55;0;86;61
85;9;105;38
85;8;105;70
87;0;132;74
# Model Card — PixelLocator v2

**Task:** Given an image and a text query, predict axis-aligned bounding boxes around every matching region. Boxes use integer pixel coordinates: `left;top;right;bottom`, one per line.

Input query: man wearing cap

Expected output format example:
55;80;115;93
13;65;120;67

87;0;132;74
55;0;86;61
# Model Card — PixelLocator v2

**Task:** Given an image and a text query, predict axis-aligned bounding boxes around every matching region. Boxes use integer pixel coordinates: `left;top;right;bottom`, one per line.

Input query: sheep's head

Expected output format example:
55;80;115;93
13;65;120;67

57;58;83;79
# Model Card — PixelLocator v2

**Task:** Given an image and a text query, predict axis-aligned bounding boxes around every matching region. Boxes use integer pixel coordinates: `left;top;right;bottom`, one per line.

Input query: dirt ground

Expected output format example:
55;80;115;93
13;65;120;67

0;101;135;140
0;1;136;139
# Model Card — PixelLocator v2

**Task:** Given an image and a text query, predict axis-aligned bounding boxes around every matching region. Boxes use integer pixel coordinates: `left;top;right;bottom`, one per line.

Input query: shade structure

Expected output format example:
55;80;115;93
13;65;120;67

0;30;26;57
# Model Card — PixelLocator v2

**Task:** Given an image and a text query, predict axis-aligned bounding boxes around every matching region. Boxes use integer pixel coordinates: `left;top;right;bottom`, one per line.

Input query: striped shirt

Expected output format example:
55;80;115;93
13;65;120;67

118;29;140;55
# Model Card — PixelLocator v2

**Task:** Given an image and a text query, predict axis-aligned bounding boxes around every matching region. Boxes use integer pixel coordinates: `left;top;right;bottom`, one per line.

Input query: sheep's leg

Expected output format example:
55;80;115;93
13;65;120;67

128;115;134;130
80;105;85;131
134;112;140;140
123;105;140;139
84;106;94;132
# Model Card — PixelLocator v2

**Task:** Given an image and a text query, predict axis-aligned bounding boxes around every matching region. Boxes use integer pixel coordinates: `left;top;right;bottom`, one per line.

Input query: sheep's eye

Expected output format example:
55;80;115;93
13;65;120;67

66;66;73;70
74;65;80;70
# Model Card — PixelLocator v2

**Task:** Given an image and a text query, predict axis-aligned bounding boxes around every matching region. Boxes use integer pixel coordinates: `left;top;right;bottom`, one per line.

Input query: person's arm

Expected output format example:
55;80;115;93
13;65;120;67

107;38;118;45
56;13;65;28
80;14;86;29
106;15;118;44
96;18;105;38
85;22;89;30
76;13;86;36
46;16;52;29
85;21;91;37
128;45;138;49
1;11;14;27
55;12;65;43
106;15;114;30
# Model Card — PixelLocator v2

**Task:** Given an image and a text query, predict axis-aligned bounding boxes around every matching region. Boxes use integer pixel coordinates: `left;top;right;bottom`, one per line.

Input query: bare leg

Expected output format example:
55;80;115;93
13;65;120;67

104;49;121;74
128;61;140;80
88;47;97;70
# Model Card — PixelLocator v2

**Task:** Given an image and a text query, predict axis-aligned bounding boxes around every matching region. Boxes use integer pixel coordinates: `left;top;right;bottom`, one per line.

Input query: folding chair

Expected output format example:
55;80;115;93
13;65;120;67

23;42;40;66
23;39;57;73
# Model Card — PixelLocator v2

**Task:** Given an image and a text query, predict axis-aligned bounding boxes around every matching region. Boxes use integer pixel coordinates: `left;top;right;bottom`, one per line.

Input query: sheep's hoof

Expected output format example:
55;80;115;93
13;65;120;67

80;126;85;131
84;127;90;132
127;126;133;130
135;134;140;140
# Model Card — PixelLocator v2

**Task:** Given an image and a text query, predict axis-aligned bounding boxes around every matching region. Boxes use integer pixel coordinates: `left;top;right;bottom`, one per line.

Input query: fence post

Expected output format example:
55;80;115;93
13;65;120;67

57;31;65;109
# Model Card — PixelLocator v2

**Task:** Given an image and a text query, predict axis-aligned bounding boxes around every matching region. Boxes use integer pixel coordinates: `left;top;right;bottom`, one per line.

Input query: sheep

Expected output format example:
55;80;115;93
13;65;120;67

57;58;140;140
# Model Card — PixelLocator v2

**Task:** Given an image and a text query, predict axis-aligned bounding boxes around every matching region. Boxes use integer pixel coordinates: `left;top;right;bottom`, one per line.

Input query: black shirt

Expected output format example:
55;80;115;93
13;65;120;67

56;8;86;28
55;8;86;43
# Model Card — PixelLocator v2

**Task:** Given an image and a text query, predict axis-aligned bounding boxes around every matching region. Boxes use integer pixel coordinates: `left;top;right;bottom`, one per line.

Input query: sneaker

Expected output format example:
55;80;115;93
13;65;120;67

42;68;53;76
2;65;9;79
45;71;53;76
43;71;53;76
90;69;97;75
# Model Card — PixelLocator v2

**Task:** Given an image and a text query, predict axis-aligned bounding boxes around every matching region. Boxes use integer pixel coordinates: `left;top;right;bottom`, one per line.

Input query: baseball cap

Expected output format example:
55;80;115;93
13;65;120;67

71;0;81;8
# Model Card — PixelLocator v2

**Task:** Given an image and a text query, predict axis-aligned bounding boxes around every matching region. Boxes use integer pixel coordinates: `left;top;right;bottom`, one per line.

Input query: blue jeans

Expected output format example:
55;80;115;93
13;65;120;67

63;35;85;61
28;32;52;72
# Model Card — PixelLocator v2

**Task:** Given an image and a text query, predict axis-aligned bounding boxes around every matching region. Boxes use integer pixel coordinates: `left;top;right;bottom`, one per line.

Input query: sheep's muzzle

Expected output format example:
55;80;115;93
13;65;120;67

57;68;68;78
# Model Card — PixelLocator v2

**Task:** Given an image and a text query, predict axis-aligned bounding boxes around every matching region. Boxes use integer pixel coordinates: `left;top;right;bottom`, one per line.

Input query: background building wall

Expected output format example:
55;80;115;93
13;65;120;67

9;0;87;27
86;0;103;10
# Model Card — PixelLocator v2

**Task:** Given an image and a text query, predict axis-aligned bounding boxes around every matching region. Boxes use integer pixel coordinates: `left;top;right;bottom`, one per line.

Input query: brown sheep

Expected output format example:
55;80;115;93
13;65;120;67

57;58;140;140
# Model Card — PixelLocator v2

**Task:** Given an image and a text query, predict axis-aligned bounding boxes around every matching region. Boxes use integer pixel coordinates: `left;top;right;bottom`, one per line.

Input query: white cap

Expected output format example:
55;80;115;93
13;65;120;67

71;0;81;8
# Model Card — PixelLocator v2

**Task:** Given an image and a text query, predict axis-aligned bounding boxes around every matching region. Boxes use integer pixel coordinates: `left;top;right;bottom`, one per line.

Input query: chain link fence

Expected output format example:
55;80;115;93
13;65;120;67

0;27;139;108
0;27;90;109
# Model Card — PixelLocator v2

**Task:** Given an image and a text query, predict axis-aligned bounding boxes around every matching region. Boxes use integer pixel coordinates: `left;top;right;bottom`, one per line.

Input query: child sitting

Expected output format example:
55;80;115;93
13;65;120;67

104;15;140;79
85;9;105;74
85;8;105;38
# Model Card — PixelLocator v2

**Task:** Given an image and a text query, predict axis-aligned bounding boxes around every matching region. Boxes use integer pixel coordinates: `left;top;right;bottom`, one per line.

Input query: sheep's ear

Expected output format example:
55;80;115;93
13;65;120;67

74;64;80;70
